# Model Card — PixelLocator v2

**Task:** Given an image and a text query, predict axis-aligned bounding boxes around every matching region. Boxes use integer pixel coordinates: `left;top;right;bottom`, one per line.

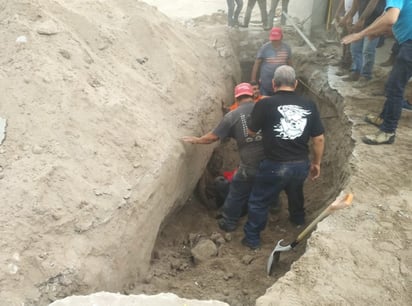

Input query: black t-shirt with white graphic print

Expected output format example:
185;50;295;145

249;91;324;162
213;102;265;170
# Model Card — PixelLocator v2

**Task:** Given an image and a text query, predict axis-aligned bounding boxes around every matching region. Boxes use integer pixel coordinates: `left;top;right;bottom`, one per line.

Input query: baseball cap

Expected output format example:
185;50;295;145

269;27;283;41
234;83;253;98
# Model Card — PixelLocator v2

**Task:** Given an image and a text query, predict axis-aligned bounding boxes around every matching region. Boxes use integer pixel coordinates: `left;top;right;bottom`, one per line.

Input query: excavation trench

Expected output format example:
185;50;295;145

130;38;354;305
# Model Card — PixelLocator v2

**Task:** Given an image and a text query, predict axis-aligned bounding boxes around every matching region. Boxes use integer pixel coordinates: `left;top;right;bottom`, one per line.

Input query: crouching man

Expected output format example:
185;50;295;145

242;65;325;249
182;83;265;232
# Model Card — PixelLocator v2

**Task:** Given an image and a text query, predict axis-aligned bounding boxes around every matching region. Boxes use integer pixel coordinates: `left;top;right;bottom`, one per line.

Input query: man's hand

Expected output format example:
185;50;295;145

341;31;363;45
310;163;321;180
181;136;200;144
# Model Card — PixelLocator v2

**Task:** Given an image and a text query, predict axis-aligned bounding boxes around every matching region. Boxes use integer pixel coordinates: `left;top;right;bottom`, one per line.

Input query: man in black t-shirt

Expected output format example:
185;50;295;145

242;65;325;249
182;83;265;232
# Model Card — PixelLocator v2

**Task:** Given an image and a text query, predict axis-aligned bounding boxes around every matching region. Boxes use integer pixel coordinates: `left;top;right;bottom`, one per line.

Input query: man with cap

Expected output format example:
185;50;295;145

182;83;265;232
242;65;325;249
251;27;292;96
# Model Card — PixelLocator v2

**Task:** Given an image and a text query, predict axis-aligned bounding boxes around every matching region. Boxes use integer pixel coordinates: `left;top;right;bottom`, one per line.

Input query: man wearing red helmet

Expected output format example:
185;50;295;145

182;83;265;232
251;27;292;96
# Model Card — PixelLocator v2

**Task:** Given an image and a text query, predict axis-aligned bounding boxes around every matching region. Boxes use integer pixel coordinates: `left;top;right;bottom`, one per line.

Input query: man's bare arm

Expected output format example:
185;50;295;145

251;58;262;83
342;8;400;44
353;0;380;32
181;132;219;144
310;134;324;180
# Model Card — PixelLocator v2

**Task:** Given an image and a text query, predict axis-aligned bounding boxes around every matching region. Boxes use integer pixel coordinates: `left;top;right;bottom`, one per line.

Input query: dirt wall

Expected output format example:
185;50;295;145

0;1;239;304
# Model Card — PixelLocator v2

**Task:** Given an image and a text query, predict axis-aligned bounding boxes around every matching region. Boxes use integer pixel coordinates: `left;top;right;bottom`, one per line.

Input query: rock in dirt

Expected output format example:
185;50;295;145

36;20;60;35
241;254;255;265
210;232;225;245
49;292;229;306
191;239;217;264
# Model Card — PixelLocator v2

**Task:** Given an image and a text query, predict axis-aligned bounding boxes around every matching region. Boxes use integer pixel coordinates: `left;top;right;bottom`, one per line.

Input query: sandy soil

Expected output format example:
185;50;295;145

1;0;411;305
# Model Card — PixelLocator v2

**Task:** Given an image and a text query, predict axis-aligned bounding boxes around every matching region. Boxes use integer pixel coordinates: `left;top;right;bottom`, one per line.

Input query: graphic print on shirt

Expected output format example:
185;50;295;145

273;105;311;140
240;113;262;143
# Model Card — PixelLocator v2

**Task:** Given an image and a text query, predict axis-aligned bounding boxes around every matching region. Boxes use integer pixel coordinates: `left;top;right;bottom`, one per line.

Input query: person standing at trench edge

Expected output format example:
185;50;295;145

227;0;244;27
342;0;412;144
242;65;325;249
251;27;292;96
181;83;266;232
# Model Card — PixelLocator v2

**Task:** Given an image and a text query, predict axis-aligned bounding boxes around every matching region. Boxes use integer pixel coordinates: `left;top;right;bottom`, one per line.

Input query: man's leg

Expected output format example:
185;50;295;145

243;160;286;248
257;0;268;28
283;161;310;225
219;168;255;231
234;0;244;25
227;0;235;26
243;0;257;27
344;39;363;81
363;41;412;144
267;0;280;29
361;37;379;79
281;0;289;25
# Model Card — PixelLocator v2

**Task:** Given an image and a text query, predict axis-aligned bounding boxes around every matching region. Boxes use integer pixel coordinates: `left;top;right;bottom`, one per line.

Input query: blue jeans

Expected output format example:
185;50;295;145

221;166;256;230
379;40;412;133
243;0;268;27
350;36;379;79
268;0;289;27
243;159;310;246
227;0;243;26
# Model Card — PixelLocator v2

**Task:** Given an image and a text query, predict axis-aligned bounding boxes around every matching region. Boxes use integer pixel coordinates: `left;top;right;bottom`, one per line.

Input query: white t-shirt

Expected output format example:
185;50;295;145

344;0;359;24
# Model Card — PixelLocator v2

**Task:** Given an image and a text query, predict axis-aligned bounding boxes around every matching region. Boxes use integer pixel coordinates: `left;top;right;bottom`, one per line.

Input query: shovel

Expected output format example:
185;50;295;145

267;193;354;275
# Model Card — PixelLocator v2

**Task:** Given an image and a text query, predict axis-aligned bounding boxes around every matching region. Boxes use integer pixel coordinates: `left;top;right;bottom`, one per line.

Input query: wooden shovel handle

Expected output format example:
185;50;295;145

295;193;353;243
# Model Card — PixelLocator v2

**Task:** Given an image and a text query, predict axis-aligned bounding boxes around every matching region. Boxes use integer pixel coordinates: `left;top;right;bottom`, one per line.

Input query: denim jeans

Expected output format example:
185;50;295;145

221;166;256;230
243;159;310;246
379;40;412;133
243;0;267;27
227;0;244;26
350;36;379;79
268;0;289;27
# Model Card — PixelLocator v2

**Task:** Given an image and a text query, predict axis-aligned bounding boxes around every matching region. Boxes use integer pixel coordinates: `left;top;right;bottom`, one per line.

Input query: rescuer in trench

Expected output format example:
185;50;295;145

181;83;267;232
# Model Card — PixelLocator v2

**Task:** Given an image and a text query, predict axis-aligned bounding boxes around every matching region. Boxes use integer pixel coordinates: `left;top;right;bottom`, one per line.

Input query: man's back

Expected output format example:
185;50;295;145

214;102;265;169
249;91;324;162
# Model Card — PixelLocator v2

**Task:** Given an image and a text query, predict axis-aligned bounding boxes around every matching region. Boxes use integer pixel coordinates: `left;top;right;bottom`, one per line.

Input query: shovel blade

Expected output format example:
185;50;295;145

267;239;292;275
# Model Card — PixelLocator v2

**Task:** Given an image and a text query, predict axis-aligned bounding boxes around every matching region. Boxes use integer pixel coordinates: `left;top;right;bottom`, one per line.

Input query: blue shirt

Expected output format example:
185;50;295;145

386;0;412;44
256;42;291;95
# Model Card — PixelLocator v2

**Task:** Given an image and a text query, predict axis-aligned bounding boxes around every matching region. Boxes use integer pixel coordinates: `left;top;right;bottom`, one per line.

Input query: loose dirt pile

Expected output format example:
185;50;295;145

0;0;239;304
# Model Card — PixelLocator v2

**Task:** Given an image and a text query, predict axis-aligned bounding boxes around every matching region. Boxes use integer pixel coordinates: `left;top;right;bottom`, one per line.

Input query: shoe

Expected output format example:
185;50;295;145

241;237;260;250
362;131;395;145
342;72;360;82
353;77;371;88
335;69;347;76
217;219;236;232
289;217;305;226
364;114;383;127
402;100;412;112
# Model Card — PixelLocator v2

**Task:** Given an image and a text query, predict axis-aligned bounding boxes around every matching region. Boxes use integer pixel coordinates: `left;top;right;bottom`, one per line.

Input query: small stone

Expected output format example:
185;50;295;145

32;145;43;154
224;233;232;241
223;289;230;296
210;232;224;243
0;173;4;179
191;239;217;264
241;255;255;265
123;194;130;200
59;49;71;59
36;20;59;35
242;289;249;295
